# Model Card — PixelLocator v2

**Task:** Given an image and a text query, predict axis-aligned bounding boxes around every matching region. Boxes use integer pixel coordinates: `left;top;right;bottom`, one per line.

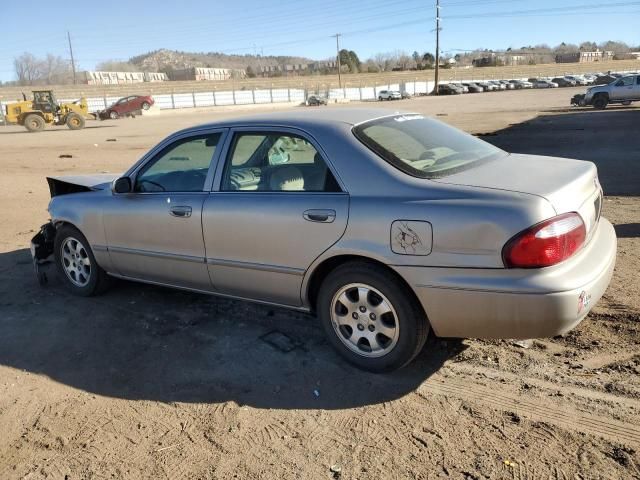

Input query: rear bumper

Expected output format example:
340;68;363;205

394;218;617;339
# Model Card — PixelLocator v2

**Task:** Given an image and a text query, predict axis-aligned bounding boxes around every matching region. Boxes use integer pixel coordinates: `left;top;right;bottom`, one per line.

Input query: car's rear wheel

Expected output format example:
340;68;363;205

141;102;150;110
109;110;119;119
378;96;383;101
317;262;429;372
593;95;608;110
54;225;111;296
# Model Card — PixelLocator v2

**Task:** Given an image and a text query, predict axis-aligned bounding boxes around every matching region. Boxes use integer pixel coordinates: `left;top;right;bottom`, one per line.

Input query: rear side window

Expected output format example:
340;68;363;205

221;131;341;192
353;115;505;178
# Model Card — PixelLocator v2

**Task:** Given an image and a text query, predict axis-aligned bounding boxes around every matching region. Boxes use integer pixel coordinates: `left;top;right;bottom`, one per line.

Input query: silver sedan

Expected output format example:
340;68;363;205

31;109;616;372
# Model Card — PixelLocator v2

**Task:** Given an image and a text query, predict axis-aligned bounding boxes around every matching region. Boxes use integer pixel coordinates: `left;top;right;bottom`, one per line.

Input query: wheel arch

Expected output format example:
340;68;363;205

304;253;426;319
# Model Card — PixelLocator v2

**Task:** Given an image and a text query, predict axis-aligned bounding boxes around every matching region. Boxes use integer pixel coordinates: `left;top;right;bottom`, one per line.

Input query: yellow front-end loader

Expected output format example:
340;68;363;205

3;90;91;132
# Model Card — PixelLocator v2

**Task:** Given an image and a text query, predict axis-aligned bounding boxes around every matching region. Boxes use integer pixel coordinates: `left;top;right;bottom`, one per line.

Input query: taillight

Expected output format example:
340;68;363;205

503;213;586;268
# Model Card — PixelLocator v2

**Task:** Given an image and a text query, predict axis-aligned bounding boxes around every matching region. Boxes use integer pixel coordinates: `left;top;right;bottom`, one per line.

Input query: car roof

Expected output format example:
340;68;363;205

183;108;406;132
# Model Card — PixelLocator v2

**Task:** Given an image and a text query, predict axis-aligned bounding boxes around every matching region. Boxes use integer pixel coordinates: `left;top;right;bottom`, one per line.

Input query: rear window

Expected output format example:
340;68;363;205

353;114;505;178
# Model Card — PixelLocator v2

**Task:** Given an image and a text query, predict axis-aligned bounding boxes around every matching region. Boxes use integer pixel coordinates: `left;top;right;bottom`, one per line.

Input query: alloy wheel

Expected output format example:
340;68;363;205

330;283;399;358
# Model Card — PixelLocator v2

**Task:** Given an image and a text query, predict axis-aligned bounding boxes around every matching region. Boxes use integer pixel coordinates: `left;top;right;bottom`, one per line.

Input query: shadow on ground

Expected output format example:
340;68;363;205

615;223;640;238
480;108;640;196
0;125;115;134
0;249;464;409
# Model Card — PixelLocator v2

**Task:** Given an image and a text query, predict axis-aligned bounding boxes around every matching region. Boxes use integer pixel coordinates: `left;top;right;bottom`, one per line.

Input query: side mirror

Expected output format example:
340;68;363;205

112;176;132;194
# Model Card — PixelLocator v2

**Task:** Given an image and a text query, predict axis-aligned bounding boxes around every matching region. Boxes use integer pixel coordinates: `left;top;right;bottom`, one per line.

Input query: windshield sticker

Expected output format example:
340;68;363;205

393;115;424;122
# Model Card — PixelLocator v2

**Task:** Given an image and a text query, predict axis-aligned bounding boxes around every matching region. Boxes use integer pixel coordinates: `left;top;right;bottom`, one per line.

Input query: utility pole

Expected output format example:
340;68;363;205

333;33;342;89
67;31;77;85
433;0;441;95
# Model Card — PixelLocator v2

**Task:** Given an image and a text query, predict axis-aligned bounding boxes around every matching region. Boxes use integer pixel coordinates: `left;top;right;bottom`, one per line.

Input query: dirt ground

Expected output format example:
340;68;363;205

0;87;639;479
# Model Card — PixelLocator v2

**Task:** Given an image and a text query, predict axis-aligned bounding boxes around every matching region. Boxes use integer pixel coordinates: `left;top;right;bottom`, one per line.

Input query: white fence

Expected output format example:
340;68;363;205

0;81;435;116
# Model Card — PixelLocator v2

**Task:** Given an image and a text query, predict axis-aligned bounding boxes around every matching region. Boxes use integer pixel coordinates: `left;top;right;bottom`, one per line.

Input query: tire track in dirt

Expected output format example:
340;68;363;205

418;376;640;446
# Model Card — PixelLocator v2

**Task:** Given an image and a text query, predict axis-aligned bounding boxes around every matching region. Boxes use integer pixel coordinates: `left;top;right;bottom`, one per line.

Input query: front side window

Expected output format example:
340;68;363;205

615;76;634;87
135;134;220;192
221;132;340;192
353;114;505;178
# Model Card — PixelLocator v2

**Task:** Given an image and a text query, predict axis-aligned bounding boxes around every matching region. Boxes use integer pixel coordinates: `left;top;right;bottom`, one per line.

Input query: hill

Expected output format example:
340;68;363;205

126;49;315;74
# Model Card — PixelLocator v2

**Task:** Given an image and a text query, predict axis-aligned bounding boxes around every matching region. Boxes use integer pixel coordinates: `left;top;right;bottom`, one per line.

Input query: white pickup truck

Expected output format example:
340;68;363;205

572;74;640;109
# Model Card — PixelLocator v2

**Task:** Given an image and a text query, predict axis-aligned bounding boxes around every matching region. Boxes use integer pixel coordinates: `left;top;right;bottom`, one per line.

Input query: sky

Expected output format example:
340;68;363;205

0;0;639;81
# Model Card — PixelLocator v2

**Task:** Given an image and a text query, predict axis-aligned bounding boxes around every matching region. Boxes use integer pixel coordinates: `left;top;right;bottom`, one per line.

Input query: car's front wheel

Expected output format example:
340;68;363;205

593;95;608;110
141;102;150;110
54;225;111;296
318;262;429;372
109;110;119;119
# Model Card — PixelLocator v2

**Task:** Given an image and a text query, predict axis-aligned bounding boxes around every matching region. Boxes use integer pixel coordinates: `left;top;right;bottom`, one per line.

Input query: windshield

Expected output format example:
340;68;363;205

353;114;505;178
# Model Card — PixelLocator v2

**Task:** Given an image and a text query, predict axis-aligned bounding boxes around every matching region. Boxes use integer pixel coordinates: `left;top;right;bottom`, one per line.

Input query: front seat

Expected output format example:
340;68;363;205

269;165;305;191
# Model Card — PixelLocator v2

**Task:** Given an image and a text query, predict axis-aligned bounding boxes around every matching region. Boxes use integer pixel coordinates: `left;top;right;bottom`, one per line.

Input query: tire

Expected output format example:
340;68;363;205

24;114;45;132
65;112;85;130
378;96;383;101
593;95;608;110
141;102;150;110
109;110;119;119
54;225;111;296
317;261;430;372
622;100;631;106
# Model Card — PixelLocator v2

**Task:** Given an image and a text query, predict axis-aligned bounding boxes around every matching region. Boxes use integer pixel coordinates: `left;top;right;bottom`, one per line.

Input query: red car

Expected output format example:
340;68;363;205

99;95;154;119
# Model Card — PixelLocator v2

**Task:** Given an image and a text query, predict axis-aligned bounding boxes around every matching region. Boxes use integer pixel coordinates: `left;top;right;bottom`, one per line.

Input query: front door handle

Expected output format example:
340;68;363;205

169;206;192;218
303;209;336;223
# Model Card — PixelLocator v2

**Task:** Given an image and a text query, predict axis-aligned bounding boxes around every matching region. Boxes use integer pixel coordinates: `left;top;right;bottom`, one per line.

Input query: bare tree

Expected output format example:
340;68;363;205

43;54;72;84
14;53;42;86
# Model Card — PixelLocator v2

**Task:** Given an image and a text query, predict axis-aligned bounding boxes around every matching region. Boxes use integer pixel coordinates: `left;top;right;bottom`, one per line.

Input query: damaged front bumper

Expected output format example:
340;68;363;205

570;94;588;106
30;221;56;285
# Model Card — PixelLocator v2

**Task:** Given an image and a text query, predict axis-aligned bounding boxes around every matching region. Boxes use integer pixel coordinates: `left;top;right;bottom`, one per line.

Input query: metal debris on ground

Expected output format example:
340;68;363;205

512;339;533;349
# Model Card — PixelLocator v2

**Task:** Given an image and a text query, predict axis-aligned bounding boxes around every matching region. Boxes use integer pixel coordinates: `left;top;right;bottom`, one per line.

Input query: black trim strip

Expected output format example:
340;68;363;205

206;257;305;276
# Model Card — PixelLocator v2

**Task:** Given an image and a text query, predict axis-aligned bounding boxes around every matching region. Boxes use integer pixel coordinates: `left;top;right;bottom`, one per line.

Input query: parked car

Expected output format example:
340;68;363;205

437;84;463;95
499;80;515;90
462;82;484;93
378;90;402;101
551;77;575;87
307;95;328;106
98;95;154;120
565;75;588;86
488;80;506;90
449;83;469;93
535;79;559;88
594;75;617;85
476;81;497;92
400;91;412;99
509;80;533;89
577;74;640;109
30;109;616;372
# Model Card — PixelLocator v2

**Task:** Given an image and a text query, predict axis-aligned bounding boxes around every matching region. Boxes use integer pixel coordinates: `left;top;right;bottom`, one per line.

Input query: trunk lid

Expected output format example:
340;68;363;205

434;153;602;233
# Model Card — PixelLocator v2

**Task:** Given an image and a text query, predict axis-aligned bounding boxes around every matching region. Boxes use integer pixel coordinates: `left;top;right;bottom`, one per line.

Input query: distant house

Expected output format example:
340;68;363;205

472;53;528;67
81;71;168;85
167;67;246;81
261;61;337;76
555;50;614;63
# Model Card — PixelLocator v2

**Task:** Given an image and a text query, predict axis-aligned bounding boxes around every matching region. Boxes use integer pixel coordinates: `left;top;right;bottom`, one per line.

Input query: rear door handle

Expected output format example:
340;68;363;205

303;209;336;223
169;206;192;218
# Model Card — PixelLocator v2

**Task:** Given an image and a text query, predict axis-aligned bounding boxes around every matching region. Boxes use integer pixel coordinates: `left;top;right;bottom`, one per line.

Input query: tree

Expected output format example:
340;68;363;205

246;65;256;78
14;53;42;86
422;52;435;68
339;49;361;73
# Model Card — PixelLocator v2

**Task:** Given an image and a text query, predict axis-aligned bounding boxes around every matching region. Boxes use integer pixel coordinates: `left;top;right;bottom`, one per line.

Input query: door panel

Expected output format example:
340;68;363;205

102;131;225;290
203;193;348;305
104;194;211;290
